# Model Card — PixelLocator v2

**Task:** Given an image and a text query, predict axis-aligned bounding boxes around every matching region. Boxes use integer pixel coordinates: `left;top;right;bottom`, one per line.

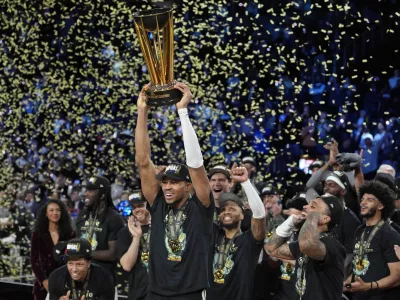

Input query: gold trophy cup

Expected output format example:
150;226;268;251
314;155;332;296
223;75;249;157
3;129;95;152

133;8;183;106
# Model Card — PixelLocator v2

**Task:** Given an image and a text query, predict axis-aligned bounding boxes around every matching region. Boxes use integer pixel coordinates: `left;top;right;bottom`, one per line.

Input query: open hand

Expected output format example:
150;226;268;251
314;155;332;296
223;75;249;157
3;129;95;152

174;82;193;109
59;290;71;300
127;216;142;238
347;277;369;292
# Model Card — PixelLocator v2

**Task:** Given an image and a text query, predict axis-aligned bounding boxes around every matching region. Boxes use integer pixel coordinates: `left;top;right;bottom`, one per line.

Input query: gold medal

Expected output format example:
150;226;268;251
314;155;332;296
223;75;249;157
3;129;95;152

266;232;273;238
141;251;149;263
214;268;224;284
286;263;293;274
168;239;181;253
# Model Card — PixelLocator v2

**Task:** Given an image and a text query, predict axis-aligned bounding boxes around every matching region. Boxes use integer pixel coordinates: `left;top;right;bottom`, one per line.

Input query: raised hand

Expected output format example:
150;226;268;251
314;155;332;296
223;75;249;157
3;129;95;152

59;290;71;300
137;83;151;109
174;82;193;109
127;216;142;238
324;138;339;166
229;164;249;183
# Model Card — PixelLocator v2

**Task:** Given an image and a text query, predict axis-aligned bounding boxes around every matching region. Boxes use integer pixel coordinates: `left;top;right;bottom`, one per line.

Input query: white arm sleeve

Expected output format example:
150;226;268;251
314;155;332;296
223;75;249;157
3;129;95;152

178;108;203;168
241;180;266;219
275;215;295;238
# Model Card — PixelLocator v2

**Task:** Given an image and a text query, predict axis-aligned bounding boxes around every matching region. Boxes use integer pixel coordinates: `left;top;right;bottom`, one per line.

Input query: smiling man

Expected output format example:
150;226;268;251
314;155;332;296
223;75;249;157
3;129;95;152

75;176;124;287
48;238;114;300
207;166;266;300
135;82;213;299
117;190;151;300
344;181;400;300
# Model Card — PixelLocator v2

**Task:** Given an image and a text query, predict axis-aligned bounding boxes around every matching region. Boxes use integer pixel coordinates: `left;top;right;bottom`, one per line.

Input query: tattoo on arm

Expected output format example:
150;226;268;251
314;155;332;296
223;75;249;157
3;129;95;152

298;213;326;261
265;244;294;260
251;217;266;241
265;232;288;250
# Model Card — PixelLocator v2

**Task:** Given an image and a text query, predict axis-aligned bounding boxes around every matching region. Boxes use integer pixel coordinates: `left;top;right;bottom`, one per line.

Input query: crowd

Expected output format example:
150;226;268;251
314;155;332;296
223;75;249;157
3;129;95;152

1;83;400;300
1;1;400;300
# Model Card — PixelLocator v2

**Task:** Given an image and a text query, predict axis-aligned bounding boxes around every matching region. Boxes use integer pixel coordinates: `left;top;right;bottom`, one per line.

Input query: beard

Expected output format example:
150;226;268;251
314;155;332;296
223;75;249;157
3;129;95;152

221;220;240;230
362;207;377;219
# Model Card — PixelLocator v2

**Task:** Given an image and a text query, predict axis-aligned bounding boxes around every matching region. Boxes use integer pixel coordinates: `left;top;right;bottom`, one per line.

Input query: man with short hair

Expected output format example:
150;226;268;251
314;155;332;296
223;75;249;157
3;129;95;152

261;185;284;237
135;82;214;299
265;192;346;300
75;176;125;284
208;165;252;231
377;164;396;178
48;238;114;300
207;166;266;300
118;190;151;300
344;181;400;299
324;171;361;277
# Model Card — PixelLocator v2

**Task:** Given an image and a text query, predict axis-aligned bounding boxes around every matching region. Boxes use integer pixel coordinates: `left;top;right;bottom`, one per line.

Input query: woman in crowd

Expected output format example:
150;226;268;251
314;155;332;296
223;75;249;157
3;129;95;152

30;199;75;300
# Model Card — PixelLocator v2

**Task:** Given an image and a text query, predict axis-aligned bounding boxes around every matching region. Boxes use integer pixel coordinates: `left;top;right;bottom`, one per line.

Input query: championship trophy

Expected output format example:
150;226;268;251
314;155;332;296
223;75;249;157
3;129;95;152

133;8;183;106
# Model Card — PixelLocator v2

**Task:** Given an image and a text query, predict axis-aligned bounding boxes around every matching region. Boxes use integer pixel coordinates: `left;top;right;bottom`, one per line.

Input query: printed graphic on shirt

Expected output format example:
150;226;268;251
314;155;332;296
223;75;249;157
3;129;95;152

212;242;238;284
140;232;150;269
295;256;308;297
352;240;371;276
80;219;102;250
164;227;187;262
281;261;295;281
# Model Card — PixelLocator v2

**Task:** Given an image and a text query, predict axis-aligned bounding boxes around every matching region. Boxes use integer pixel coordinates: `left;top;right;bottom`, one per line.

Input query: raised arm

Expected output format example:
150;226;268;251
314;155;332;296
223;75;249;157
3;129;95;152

119;216;142;272
135;85;159;206
230;165;266;241
298;212;326;261
175;82;211;207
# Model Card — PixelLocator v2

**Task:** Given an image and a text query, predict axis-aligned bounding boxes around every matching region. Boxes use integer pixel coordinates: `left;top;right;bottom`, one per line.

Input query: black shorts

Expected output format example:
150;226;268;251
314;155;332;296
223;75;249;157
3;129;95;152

145;290;204;300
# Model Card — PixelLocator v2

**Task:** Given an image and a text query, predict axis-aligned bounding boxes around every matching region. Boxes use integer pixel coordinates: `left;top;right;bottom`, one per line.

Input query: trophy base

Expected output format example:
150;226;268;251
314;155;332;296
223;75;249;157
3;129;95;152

145;88;183;107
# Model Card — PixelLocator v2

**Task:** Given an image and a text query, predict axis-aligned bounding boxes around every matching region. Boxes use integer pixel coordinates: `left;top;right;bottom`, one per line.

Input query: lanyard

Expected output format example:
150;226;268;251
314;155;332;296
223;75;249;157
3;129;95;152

87;213;98;241
214;230;242;272
71;267;91;300
358;220;384;259
164;201;187;253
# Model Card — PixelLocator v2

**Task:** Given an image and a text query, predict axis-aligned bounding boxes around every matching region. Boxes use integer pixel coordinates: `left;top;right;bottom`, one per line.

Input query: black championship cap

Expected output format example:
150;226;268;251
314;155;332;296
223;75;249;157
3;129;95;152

208;165;231;180
64;238;92;259
285;192;308;211
129;190;146;203
261;185;279;196
156;163;191;182
325;171;351;191
219;192;244;211
82;176;111;190
306;189;344;229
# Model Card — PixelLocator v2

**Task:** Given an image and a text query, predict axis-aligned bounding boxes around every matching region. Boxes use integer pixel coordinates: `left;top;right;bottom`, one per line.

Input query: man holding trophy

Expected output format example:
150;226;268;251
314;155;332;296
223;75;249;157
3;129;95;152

133;7;214;300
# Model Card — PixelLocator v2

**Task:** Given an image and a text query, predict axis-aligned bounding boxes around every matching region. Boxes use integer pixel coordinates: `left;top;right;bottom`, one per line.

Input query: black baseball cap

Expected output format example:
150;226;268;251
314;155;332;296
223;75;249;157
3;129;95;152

309;160;325;170
261;185;279;196
82;176;111;190
129;190;146;203
285;192;308;211
64;238;92;259
242;156;256;166
219;192;244;211
325;171;351;191
306;189;344;230
156;163;191;182
208;165;231;181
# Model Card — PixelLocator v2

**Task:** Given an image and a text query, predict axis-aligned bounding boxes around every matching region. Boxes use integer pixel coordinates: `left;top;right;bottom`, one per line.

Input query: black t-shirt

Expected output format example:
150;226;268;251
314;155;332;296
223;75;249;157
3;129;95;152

207;227;263;300
289;235;346;300
276;231;299;300
351;221;400;300
117;225;150;300
75;207;124;282
335;207;361;253
48;263;114;300
148;189;214;296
